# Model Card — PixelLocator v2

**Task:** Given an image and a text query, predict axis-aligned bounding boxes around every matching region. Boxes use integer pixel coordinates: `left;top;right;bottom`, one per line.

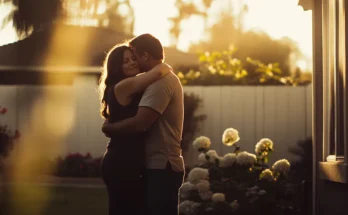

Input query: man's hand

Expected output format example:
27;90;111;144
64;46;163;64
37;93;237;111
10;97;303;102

100;107;160;136
102;119;111;137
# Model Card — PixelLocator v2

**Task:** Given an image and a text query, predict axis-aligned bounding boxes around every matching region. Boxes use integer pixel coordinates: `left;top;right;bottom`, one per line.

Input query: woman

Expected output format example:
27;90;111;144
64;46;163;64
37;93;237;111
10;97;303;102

98;44;171;215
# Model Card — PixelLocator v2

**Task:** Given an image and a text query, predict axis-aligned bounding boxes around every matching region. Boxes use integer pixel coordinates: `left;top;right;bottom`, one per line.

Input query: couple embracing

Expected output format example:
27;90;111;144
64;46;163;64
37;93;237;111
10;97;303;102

98;33;185;215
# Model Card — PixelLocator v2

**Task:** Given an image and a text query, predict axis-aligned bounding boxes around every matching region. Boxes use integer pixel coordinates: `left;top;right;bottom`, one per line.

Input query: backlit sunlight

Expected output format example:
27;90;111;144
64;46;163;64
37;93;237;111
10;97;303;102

0;1;315;214
3;23;83;215
0;0;312;68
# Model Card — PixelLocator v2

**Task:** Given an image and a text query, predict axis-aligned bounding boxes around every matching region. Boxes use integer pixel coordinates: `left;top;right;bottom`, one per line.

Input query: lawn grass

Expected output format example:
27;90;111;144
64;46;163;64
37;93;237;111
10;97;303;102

1;184;108;215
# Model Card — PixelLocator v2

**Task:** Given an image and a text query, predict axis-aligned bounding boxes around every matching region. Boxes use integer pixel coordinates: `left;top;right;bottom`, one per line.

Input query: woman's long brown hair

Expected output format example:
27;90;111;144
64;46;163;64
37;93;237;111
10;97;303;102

98;44;131;119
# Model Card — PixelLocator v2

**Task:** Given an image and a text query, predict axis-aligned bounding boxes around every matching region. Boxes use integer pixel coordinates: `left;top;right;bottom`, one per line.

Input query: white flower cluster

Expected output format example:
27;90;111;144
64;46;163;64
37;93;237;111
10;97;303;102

212;193;226;203
179;200;201;215
219;153;236;168
196;180;210;192
183;128;293;213
236;151;256;166
272;159;290;174
199;190;213;201
197;150;224;165
187;167;209;184
259;169;274;182
198;153;208;165
255;138;273;154
180;182;197;199
195;180;214;200
222;128;240;146
206;150;219;163
193;136;211;151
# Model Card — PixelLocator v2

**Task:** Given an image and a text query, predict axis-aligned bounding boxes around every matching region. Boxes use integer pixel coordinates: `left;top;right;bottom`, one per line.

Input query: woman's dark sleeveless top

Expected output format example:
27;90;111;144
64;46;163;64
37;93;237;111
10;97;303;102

106;86;145;169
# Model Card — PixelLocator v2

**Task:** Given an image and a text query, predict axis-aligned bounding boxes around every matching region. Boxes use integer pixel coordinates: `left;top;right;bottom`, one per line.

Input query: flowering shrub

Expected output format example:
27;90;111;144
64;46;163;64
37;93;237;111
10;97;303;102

0;106;20;160
179;127;301;215
7;152;102;177
175;49;312;86
54;152;102;177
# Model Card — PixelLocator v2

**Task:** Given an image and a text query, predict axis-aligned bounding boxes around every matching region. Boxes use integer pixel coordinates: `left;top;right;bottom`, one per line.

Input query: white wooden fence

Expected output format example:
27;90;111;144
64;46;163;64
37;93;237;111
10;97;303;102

183;85;312;166
0;75;312;167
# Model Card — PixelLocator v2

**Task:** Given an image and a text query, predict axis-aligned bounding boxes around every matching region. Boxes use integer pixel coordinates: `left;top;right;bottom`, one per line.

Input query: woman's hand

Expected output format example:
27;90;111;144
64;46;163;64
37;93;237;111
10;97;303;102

114;62;173;105
156;63;172;76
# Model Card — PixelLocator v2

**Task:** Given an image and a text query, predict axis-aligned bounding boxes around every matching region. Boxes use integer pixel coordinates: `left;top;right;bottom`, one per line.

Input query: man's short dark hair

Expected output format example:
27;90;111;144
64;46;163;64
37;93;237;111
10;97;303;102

129;34;164;60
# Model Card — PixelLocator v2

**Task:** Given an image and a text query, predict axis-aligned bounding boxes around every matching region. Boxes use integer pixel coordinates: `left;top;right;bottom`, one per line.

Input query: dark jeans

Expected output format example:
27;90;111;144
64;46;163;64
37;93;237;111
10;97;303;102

145;162;185;215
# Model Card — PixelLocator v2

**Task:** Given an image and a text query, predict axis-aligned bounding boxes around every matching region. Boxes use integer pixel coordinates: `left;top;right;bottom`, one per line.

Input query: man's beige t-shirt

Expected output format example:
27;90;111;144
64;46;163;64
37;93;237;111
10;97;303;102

138;71;185;172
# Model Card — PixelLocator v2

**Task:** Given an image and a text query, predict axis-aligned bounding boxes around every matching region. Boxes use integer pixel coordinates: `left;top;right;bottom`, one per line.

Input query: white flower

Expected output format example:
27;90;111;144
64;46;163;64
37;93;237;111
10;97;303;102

180;182;196;198
187;167;209;184
212;193;226;202
196;180;210;192
230;200;239;211
193;136;211;151
255;138;274;154
272;159;291;174
258;190;267;195
179;200;201;215
198;153;208;165
259;169;274;181
220;153;236;168
222;128;240;146
199;191;213;200
236;151;257;166
180;182;197;192
206;150;219;163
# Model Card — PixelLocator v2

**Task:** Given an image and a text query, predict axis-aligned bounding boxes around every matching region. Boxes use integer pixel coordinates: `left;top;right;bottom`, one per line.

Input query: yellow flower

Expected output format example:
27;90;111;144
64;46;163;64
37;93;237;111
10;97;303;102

177;72;185;79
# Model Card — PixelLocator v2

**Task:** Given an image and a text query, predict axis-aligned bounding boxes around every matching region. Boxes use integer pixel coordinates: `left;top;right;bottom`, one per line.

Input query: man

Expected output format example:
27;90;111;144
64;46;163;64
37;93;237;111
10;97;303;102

102;33;185;215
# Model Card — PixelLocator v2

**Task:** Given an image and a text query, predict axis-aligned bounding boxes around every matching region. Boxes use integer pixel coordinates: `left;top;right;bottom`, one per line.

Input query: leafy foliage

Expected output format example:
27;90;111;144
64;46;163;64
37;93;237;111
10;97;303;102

288;137;312;183
54;152;102;177
169;0;210;44
182;93;207;150
188;12;307;77
2;0;65;37
0;106;20;159
1;0;135;37
287;138;312;215
176;48;311;86
0;106;20;176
